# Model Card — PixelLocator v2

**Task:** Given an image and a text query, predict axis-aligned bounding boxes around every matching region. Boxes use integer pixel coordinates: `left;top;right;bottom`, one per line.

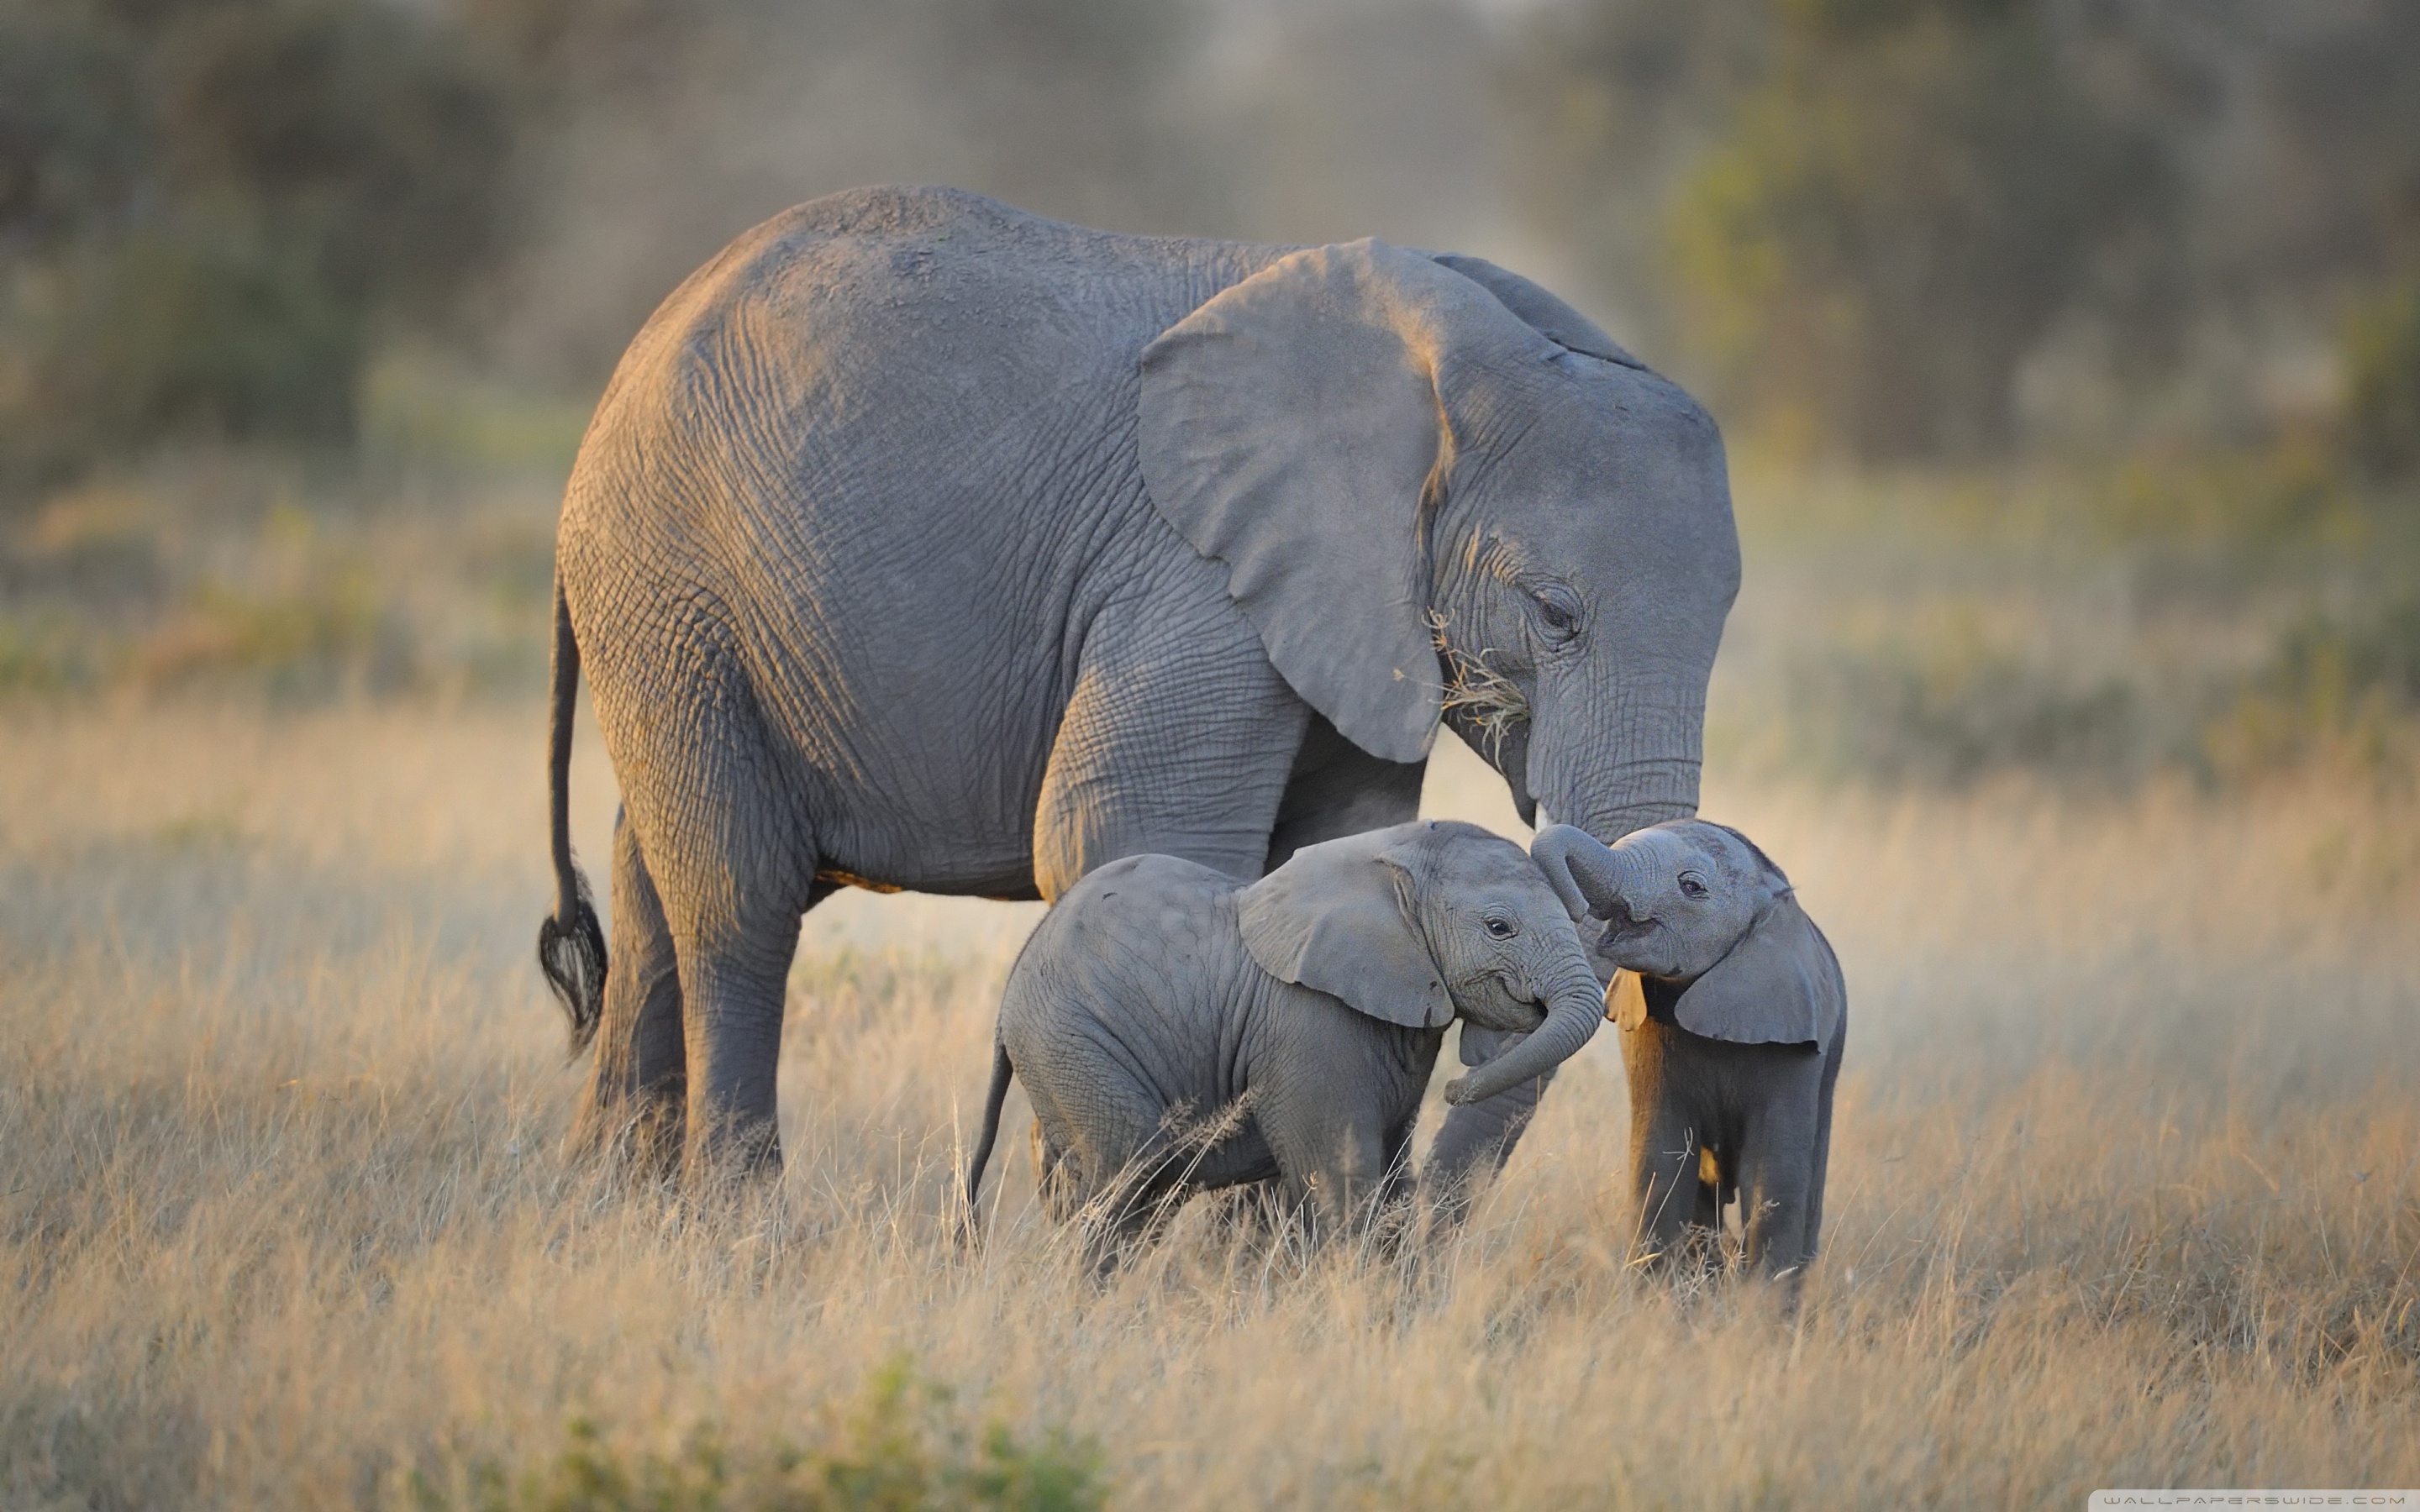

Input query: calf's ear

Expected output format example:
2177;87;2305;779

1670;894;1844;1051
1237;827;1453;1030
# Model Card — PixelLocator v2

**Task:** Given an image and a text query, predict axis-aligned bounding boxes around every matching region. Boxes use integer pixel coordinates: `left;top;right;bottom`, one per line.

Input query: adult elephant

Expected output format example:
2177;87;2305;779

536;186;1740;1179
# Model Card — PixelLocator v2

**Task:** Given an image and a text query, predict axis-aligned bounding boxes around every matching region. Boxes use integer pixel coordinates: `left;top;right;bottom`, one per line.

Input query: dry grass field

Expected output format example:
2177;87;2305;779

8;4;2417;1500
4;688;2417;1509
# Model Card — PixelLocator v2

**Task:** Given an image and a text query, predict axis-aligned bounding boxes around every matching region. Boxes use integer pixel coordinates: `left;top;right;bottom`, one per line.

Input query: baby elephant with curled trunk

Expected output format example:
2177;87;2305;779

965;820;1607;1251
1531;821;1847;1281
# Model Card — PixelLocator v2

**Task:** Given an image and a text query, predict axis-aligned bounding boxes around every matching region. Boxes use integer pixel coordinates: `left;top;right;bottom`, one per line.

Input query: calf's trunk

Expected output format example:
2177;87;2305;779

1444;973;1606;1106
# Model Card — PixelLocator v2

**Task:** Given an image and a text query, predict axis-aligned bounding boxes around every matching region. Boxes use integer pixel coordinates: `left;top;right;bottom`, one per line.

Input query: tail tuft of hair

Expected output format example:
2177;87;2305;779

537;869;608;1057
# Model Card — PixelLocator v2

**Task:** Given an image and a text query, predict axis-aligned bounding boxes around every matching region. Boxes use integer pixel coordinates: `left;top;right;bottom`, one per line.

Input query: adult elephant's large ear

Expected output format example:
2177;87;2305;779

1139;239;1544;764
1425;253;1647;370
1237;826;1452;1029
1670;894;1845;1052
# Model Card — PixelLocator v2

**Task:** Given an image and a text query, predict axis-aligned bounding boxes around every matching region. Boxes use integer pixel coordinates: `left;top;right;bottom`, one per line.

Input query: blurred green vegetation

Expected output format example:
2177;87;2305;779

1509;0;2420;790
0;0;511;481
1707;444;2420;793
1666;0;2175;459
1518;0;2420;465
0;0;2414;794
5;0;2414;482
1787;616;2148;788
0;459;560;699
402;1358;1106;1512
0;0;1219;490
1765;587;2420;792
2206;593;2420;782
2344;279;2420;480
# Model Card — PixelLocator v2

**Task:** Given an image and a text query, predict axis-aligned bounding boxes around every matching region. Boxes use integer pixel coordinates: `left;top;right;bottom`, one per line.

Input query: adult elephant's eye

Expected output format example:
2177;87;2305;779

1484;916;1518;938
1530;584;1583;642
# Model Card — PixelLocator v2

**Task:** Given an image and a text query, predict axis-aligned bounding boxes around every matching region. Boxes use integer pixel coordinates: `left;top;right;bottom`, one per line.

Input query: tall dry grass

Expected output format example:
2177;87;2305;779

3;704;2416;1509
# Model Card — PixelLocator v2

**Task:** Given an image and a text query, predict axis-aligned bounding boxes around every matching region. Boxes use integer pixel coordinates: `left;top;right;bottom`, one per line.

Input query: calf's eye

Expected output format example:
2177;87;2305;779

1678;873;1710;900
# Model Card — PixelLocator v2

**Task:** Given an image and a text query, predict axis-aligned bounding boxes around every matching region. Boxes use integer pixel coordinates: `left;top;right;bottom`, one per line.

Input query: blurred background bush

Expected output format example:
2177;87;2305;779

2;0;2415;788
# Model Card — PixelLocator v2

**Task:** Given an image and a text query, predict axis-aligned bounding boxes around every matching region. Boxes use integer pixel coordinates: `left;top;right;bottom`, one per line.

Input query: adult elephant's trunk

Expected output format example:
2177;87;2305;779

1525;667;1705;847
1444;969;1607;1107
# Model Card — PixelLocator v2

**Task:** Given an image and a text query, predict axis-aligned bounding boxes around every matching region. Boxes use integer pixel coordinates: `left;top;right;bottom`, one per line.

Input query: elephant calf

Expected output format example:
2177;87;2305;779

1532;821;1848;1280
964;820;1606;1250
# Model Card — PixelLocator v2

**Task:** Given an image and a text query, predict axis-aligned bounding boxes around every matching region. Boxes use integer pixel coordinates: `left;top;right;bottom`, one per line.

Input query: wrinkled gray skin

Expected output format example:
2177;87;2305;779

964;822;1605;1252
535;186;1740;1180
1531;821;1847;1279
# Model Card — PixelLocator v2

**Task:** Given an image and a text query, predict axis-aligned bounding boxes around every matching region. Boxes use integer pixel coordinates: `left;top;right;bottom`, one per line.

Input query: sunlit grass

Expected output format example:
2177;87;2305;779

3;706;2414;1508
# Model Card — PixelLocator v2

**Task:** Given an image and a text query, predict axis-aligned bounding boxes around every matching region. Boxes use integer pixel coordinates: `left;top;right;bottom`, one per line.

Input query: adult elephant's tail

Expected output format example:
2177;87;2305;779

536;574;607;1054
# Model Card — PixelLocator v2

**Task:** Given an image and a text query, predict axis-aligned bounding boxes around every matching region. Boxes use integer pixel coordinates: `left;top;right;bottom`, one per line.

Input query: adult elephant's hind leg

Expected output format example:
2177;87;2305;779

569;808;687;1172
621;685;817;1184
671;865;810;1182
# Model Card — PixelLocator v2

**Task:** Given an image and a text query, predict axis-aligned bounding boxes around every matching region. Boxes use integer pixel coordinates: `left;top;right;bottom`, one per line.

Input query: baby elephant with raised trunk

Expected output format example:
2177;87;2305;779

1531;821;1847;1280
965;820;1606;1252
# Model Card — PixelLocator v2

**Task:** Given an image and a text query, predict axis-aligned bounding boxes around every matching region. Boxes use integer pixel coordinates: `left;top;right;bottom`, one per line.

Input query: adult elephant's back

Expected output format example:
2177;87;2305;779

555;186;1289;902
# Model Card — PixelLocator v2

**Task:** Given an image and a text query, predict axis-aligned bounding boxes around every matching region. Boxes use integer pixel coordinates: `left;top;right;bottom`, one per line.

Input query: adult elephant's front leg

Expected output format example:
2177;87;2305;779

1261;713;1426;871
1031;563;1307;895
